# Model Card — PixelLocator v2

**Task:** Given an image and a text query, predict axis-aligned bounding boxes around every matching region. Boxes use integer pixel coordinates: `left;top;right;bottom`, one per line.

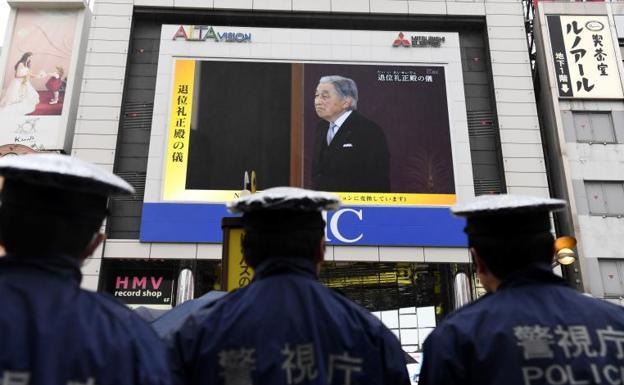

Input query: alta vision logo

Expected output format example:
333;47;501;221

172;25;252;43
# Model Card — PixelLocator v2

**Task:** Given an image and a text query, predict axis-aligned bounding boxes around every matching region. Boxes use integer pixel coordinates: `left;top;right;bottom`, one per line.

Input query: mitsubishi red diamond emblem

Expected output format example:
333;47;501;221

393;32;411;47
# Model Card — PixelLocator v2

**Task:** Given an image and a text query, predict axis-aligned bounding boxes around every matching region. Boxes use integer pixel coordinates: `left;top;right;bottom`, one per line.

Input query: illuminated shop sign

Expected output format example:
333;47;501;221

222;224;254;291
172;25;252;42
392;32;445;48
547;16;623;99
107;271;174;306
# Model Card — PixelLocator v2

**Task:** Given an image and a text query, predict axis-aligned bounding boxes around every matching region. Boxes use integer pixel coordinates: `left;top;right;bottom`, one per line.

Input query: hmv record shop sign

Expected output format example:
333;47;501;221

106;269;174;306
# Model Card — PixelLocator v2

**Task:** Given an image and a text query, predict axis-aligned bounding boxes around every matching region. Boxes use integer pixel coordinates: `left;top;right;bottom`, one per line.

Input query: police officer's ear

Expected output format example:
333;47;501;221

79;232;106;262
314;237;326;276
315;237;326;264
470;247;485;274
470;247;501;293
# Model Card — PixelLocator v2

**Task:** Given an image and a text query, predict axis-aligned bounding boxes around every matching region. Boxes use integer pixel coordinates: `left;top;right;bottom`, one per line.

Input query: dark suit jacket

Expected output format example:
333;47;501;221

312;110;390;192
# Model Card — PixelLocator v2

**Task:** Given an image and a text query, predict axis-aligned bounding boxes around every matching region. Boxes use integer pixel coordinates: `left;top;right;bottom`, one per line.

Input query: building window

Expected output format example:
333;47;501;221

573;111;616;143
599;259;624;297
585;181;624;216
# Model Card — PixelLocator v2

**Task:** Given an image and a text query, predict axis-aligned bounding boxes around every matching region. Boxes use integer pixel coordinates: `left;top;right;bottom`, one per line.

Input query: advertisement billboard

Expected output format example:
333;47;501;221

0;8;79;150
141;26;471;246
548;15;623;99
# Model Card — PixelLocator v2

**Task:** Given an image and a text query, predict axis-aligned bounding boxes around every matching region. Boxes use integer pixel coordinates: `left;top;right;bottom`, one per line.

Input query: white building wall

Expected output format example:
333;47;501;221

101;240;471;263
75;0;133;290
536;2;624;299
74;0;545;290
486;1;549;198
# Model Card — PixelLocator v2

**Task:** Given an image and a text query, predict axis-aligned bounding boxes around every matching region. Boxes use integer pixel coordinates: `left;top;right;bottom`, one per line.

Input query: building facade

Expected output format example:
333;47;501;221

1;0;550;356
533;0;624;302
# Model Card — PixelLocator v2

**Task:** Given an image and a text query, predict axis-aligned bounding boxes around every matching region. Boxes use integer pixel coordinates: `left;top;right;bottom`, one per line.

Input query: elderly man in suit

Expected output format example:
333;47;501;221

312;75;390;193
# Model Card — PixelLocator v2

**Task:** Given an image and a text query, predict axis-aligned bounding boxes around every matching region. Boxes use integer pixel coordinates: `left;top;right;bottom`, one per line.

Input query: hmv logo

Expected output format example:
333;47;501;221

113;275;171;303
115;276;163;290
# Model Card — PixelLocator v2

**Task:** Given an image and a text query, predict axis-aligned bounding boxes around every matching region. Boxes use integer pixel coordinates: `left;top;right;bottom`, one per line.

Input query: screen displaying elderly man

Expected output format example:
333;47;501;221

312;75;390;193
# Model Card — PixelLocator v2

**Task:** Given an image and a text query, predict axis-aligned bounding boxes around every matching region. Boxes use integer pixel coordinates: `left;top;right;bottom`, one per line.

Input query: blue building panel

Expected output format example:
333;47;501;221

140;203;467;247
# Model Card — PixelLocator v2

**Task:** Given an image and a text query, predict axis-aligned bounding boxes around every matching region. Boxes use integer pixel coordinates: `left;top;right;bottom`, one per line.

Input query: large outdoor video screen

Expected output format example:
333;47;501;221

164;59;454;206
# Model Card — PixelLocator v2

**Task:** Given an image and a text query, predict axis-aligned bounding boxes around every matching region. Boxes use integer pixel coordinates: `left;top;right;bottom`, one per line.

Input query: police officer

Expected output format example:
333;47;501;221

419;194;624;385
169;187;410;385
0;154;172;385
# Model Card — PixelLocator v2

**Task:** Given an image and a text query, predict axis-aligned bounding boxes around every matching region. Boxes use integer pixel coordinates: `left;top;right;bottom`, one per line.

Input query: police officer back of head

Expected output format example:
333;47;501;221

0;154;129;259
233;187;338;272
419;194;624;385
456;194;566;293
169;187;410;385
0;153;172;385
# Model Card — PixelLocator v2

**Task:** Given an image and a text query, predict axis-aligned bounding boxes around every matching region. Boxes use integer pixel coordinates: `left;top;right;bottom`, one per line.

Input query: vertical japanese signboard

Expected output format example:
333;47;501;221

548;16;623;99
164;59;195;200
222;217;254;291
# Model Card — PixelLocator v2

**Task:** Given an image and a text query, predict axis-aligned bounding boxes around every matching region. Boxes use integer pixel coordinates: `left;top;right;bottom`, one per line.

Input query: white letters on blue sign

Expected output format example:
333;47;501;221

325;208;364;244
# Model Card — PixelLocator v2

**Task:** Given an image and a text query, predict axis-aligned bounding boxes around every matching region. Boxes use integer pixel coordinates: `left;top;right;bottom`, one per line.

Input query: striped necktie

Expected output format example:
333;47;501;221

326;123;337;145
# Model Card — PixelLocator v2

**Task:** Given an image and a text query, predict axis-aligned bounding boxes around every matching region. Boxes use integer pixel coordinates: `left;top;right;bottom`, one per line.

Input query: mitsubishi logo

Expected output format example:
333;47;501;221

393;32;411;47
392;32;446;48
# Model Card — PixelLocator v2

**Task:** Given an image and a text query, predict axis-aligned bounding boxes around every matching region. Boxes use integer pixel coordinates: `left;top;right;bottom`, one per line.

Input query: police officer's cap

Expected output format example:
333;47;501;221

228;187;340;231
451;194;567;237
0;153;134;220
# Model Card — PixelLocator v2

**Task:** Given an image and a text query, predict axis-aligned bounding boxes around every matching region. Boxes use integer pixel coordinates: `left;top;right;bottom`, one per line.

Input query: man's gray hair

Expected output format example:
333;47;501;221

319;75;358;110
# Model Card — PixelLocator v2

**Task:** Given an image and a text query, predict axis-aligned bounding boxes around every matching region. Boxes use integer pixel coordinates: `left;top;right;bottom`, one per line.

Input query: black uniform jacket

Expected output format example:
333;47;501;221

168;258;409;385
312;111;390;193
419;264;624;385
0;254;172;385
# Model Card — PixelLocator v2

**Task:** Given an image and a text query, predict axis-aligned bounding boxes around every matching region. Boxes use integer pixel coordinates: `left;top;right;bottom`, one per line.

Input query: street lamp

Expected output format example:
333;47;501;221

554;236;577;266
